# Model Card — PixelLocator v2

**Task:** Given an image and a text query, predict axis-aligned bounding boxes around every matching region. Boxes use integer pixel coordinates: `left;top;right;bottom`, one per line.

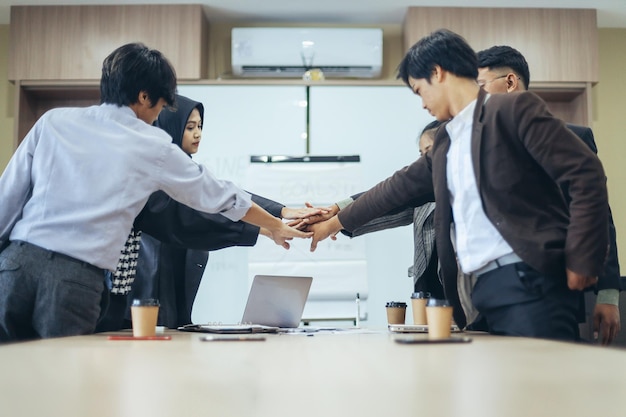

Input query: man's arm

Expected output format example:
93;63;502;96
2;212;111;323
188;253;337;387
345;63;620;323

0;121;40;245
566;124;621;344
565;124;621;291
309;157;434;251
338;157;435;233
511;92;609;284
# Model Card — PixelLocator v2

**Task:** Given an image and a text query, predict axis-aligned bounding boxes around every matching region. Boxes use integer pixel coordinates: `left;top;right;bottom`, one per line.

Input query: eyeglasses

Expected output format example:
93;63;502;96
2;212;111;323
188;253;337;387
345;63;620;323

477;74;507;88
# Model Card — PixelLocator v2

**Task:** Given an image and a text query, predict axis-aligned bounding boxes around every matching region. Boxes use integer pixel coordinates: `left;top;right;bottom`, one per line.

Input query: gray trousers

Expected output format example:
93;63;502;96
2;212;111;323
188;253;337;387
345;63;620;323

0;241;105;342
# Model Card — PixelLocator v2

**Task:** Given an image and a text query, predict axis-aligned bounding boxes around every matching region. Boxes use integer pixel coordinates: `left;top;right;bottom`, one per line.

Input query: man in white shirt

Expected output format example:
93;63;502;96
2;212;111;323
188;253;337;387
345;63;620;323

0;43;310;342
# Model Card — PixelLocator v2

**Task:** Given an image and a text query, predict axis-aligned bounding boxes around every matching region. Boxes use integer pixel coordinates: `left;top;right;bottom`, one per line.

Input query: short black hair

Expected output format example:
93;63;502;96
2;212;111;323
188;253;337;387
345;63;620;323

477;45;530;89
397;29;478;85
421;119;443;136
100;42;177;108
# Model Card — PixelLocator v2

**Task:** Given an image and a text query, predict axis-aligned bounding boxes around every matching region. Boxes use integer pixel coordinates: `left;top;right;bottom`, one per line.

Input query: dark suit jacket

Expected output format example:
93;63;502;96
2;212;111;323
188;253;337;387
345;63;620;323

123;192;284;328
338;88;609;327
564;124;620;292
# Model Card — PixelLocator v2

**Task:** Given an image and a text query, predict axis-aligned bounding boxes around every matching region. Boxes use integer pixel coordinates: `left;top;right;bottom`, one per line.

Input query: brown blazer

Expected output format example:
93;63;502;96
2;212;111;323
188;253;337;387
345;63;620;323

338;88;609;327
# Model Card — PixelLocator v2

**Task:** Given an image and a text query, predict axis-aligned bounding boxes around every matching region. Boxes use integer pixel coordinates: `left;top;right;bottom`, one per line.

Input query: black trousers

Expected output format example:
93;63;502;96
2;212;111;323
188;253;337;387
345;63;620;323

471;262;580;341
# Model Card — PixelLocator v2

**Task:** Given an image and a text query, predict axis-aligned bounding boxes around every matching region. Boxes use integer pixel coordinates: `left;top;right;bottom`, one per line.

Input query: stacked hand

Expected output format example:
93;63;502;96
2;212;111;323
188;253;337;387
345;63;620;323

306;216;344;251
281;204;333;230
258;203;335;248
263;219;312;249
265;202;345;251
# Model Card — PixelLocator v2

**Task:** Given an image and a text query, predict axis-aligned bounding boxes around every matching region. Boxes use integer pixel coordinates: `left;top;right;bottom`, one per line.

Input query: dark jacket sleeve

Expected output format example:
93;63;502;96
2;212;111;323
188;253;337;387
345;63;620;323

250;192;284;218
341;208;414;238
340;191;424;238
133;191;260;251
565;124;620;291
338;157;435;232
133;191;286;252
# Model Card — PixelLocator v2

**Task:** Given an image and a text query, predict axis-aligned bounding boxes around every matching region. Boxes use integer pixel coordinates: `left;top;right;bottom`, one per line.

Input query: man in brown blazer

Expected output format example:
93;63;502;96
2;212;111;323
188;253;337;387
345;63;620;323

308;29;609;341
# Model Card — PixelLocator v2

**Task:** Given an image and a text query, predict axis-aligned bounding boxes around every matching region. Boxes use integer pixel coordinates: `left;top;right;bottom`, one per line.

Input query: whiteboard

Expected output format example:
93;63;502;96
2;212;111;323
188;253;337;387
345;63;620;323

178;84;434;327
178;85;307;324
246;160;369;320
310;85;434;327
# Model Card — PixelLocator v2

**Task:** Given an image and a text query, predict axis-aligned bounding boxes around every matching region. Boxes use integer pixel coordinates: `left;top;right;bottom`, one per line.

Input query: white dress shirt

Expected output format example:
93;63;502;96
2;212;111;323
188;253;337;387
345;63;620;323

445;97;514;273
0;104;252;270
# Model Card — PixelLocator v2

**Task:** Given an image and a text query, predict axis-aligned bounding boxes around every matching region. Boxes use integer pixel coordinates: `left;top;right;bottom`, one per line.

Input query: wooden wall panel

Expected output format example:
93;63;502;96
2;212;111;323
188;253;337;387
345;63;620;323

403;7;598;83
9;4;208;81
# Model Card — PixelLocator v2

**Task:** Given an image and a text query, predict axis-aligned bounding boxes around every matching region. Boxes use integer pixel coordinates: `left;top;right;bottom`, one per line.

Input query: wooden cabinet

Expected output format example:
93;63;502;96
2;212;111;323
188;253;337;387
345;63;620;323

10;4;209;146
9;5;209;81
403;7;598;125
403;7;598;83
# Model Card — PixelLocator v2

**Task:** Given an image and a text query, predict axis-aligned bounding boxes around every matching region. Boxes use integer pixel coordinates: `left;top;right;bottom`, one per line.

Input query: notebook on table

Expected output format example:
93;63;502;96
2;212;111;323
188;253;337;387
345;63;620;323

179;274;313;334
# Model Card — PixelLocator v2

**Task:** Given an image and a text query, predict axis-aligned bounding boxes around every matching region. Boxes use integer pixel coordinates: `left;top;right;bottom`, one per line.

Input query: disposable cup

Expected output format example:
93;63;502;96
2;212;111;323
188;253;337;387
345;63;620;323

385;301;407;325
425;298;453;340
410;291;430;325
131;298;160;338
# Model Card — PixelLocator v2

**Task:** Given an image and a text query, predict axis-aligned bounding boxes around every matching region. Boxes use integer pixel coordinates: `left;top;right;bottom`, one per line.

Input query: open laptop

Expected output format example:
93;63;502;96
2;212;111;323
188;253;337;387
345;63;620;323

179;275;313;333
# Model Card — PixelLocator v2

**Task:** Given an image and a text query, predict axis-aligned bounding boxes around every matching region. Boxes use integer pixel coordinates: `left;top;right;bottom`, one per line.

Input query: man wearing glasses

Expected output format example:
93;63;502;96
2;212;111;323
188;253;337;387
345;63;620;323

476;45;620;345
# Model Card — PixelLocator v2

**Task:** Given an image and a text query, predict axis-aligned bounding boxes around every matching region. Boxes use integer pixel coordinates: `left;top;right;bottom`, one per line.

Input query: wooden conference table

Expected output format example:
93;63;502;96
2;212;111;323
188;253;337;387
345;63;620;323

1;328;625;417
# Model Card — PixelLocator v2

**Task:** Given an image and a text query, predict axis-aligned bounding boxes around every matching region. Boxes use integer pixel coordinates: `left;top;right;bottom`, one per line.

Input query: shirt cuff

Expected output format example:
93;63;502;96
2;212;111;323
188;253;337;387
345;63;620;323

597;289;620;306
335;197;354;211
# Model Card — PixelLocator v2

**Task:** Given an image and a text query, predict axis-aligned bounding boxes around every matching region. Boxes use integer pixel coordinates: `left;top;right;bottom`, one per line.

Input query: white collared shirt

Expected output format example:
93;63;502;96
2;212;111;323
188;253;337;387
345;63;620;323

445;97;514;273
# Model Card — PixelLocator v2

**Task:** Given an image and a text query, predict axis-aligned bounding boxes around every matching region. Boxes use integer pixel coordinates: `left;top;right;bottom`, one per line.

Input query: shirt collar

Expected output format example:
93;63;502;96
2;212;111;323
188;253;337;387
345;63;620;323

446;98;478;141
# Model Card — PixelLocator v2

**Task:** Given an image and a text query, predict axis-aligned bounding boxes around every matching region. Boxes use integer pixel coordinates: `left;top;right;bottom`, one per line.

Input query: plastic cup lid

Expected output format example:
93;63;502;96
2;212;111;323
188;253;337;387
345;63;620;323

132;298;160;307
411;291;431;299
385;301;407;308
426;298;451;307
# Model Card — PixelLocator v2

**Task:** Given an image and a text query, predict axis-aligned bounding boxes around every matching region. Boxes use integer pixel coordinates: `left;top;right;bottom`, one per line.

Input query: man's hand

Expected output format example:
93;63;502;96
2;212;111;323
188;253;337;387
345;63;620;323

266;220;312;249
281;205;329;221
300;202;340;226
280;204;332;230
593;303;621;345
566;268;598;290
308;216;343;252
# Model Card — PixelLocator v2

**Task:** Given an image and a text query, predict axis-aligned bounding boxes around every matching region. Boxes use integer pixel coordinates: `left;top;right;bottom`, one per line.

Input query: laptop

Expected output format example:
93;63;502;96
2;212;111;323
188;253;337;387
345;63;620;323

179;275;313;333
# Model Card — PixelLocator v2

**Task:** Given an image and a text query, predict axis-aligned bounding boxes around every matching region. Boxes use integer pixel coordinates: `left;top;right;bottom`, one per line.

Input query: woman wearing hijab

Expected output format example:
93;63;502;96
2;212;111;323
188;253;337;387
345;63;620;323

98;95;319;330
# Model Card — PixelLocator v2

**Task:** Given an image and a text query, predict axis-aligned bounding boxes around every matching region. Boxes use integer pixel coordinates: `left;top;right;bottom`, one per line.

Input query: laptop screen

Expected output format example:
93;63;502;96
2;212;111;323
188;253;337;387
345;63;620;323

241;275;313;328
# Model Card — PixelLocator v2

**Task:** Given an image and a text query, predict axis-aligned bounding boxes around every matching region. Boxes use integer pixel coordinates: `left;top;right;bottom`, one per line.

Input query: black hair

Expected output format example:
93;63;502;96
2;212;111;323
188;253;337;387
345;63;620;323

100;42;177;108
420;119;443;137
476;45;530;89
397;29;478;85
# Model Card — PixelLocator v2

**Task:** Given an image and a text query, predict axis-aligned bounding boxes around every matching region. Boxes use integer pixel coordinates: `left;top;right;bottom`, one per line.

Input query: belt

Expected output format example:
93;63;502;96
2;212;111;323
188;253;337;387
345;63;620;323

474;253;523;277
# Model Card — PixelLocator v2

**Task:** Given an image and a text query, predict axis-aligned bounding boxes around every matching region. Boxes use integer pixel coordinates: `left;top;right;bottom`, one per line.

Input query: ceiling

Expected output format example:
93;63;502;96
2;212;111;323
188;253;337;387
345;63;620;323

0;0;625;28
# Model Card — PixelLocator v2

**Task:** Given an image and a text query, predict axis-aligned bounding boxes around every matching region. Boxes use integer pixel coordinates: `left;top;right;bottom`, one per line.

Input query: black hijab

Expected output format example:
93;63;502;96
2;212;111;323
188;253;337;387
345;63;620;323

155;94;204;155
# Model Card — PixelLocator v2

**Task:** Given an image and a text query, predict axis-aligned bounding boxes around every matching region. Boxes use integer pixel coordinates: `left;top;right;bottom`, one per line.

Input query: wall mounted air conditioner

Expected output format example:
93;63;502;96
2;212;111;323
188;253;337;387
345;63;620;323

231;27;383;78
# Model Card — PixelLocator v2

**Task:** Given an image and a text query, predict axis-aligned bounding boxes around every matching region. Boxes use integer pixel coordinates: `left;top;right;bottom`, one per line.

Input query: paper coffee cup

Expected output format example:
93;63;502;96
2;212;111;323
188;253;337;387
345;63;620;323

131;298;160;337
410;291;430;325
425;298;453;340
385;301;407;325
